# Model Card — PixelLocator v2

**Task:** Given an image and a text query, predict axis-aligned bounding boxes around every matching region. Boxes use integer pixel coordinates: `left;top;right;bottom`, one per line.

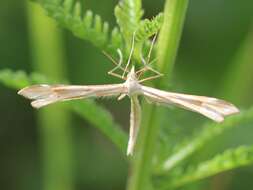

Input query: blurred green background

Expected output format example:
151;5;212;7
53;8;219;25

0;0;253;190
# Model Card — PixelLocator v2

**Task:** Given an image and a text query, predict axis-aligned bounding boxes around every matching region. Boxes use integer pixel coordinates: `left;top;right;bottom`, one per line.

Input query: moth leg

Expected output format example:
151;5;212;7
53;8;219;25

137;60;164;83
138;53;163;83
139;57;162;77
146;32;157;64
103;49;128;72
108;49;123;73
138;72;163;83
135;58;158;75
117;93;127;100
136;33;162;79
108;72;127;80
106;49;127;80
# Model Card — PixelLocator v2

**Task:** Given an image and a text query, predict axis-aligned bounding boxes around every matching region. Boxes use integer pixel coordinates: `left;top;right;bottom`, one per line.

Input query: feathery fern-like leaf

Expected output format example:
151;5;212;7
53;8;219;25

0;69;50;89
115;0;143;44
165;145;253;189
157;107;253;173
38;0;123;54
0;69;127;153
135;13;164;43
70;100;127;152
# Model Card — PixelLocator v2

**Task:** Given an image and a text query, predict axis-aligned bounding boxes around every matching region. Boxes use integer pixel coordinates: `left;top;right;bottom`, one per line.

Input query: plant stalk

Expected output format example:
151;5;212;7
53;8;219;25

26;2;73;190
126;0;189;190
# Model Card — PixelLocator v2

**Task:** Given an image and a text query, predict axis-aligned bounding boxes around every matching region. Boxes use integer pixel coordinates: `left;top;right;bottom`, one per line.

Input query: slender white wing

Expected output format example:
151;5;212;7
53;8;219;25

127;96;141;156
141;86;239;123
18;84;127;108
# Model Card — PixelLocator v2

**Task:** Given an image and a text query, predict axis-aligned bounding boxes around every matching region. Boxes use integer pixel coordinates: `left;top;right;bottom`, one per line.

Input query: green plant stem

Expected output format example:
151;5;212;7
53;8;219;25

157;0;189;85
26;2;73;190
126;1;189;190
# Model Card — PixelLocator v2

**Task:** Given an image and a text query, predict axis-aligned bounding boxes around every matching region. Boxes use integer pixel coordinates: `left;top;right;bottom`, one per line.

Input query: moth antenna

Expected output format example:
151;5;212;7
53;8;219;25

122;31;136;78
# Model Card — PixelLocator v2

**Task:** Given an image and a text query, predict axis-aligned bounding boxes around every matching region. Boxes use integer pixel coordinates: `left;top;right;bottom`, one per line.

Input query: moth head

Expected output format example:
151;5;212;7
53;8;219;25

127;66;137;81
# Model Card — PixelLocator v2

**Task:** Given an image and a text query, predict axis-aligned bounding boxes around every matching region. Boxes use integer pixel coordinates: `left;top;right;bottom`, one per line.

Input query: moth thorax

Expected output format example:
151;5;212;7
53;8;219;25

125;78;141;96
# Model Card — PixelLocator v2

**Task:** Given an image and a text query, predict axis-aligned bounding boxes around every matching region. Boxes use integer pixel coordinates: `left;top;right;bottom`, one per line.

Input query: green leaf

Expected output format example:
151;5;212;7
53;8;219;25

166;145;253;188
0;69;50;89
36;0;123;54
115;0;143;44
0;69;31;89
0;69;127;153
69;100;127;152
135;13;164;43
157;107;253;173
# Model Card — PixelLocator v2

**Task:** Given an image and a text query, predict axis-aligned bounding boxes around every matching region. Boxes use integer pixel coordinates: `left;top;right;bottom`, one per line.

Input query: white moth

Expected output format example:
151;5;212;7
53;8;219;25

18;34;239;156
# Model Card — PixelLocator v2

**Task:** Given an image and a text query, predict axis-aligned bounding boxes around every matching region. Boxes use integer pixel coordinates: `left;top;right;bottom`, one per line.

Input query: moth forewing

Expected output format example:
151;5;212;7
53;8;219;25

127;96;141;156
18;84;127;109
141;85;239;123
18;84;57;99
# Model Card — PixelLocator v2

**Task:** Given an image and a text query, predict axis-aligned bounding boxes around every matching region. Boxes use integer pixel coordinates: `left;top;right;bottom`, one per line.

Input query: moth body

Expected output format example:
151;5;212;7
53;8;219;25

124;67;142;97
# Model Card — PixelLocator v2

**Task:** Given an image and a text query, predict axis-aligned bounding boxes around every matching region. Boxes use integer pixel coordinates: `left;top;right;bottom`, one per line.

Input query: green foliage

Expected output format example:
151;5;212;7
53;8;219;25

37;0;164;60
151;107;253;189
0;69;50;89
40;0;123;53
114;0;163;61
69;100;127;152
135;13;164;43
3;0;253;190
158;107;253;173
114;0;143;43
0;69;31;89
0;69;127;153
168;145;253;188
